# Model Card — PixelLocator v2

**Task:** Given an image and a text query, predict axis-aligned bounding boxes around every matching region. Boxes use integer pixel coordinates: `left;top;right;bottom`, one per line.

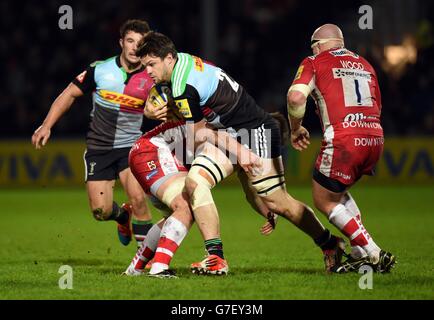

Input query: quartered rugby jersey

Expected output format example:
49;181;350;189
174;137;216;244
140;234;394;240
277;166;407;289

73;56;154;150
169;53;268;131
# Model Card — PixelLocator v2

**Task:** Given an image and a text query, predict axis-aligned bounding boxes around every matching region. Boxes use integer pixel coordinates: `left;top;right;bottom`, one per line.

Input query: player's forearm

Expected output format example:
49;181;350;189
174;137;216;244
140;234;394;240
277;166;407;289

42;88;77;129
288;115;303;132
287;88;308;131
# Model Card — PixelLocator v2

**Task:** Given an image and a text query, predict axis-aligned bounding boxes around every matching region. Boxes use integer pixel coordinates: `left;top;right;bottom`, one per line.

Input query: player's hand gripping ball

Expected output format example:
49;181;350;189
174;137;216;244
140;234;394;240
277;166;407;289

149;84;169;108
146;84;183;120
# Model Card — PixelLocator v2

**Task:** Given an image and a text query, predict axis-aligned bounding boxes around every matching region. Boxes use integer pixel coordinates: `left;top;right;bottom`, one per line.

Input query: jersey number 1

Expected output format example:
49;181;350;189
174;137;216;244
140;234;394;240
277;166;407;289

334;68;373;107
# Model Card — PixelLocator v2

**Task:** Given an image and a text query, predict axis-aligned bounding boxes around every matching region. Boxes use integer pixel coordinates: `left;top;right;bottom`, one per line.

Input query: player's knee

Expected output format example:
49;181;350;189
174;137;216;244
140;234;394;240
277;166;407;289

185;174;214;211
171;196;190;213
91;207;112;221
128;192;146;209
170;197;193;228
184;176;198;198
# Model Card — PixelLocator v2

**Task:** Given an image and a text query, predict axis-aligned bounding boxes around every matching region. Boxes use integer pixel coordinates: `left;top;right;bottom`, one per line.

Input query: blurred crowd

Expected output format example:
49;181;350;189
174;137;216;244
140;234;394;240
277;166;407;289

2;0;434;138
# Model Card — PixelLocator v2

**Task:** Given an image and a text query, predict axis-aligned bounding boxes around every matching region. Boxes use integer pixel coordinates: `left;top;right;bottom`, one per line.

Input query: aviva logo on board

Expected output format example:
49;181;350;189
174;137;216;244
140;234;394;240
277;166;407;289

0;138;433;187
0;141;85;187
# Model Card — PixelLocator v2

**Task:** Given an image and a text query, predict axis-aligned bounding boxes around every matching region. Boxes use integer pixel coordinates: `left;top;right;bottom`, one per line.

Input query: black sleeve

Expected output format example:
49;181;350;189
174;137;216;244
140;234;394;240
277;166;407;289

71;65;96;94
173;84;204;123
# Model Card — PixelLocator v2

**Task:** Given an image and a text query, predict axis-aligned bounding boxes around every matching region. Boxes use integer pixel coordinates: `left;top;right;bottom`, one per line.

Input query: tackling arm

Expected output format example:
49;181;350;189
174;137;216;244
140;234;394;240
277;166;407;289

189;120;263;176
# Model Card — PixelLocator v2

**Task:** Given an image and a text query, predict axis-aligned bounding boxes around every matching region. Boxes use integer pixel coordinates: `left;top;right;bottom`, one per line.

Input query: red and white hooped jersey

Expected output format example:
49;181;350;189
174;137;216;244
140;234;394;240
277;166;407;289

291;48;383;138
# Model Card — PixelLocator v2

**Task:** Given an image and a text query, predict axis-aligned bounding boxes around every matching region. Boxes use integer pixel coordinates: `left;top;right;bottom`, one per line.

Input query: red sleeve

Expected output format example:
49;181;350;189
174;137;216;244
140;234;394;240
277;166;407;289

291;57;315;87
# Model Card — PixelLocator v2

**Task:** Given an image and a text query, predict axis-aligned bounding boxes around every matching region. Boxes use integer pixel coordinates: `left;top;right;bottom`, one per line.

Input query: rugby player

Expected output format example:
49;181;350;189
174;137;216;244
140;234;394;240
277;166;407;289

31;20;155;247
123;99;277;277
136;32;345;275
286;24;396;273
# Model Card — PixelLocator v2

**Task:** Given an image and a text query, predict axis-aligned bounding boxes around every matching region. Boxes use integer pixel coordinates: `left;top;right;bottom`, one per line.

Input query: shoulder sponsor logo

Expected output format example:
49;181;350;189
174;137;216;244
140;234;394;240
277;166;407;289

76;70;87;83
174;99;192;118
330;49;359;58
99;90;144;108
294;65;304;80
192;56;204;72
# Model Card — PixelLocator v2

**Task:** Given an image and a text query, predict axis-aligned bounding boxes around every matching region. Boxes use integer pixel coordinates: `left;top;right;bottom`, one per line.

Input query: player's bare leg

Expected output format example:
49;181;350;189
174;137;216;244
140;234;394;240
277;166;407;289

149;178;193;277
312;180;396;273
86;180;116;220
237;169;271;217
86;179;136;245
119;168;153;246
185;144;234;275
237;169;279;235
125;174;193;277
248;157;345;272
248;158;324;237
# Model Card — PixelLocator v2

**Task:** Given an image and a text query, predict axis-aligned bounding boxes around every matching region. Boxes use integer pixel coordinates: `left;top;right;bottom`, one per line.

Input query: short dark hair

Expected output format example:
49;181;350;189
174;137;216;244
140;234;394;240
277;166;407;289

119;19;150;38
136;31;178;60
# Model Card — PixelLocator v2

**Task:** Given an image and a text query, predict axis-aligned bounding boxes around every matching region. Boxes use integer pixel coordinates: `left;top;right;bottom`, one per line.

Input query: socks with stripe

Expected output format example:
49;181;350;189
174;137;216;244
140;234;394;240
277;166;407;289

341;193;368;259
129;223;162;271
329;204;380;263
132;219;153;247
205;238;224;259
109;202;129;224
150;217;188;275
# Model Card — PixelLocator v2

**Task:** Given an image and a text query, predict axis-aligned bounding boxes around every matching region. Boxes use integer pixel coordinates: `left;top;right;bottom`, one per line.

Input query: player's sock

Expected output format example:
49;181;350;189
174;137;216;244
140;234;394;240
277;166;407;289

129;223;162;271
329;204;381;263
109;202;129;224
150;216;188;275
132;219;153;247
341;193;368;259
204;238;224;259
314;229;338;250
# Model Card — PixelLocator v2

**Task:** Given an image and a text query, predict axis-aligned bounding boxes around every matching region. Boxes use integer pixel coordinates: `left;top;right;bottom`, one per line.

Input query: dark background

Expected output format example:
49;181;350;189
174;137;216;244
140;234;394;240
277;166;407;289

2;0;434;138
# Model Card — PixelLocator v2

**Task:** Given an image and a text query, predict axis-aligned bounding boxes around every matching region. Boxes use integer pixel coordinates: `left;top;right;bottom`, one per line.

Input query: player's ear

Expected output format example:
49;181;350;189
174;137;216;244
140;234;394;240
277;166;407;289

166;53;175;65
119;38;124;49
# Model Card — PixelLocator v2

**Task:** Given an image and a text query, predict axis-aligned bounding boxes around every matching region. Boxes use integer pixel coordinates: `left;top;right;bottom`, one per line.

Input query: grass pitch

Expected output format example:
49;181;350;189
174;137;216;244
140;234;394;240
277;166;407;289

0;185;433;300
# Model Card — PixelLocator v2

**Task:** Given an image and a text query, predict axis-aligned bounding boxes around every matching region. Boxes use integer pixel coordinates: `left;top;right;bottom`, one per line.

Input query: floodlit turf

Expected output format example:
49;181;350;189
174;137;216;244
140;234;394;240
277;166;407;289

0;185;433;300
